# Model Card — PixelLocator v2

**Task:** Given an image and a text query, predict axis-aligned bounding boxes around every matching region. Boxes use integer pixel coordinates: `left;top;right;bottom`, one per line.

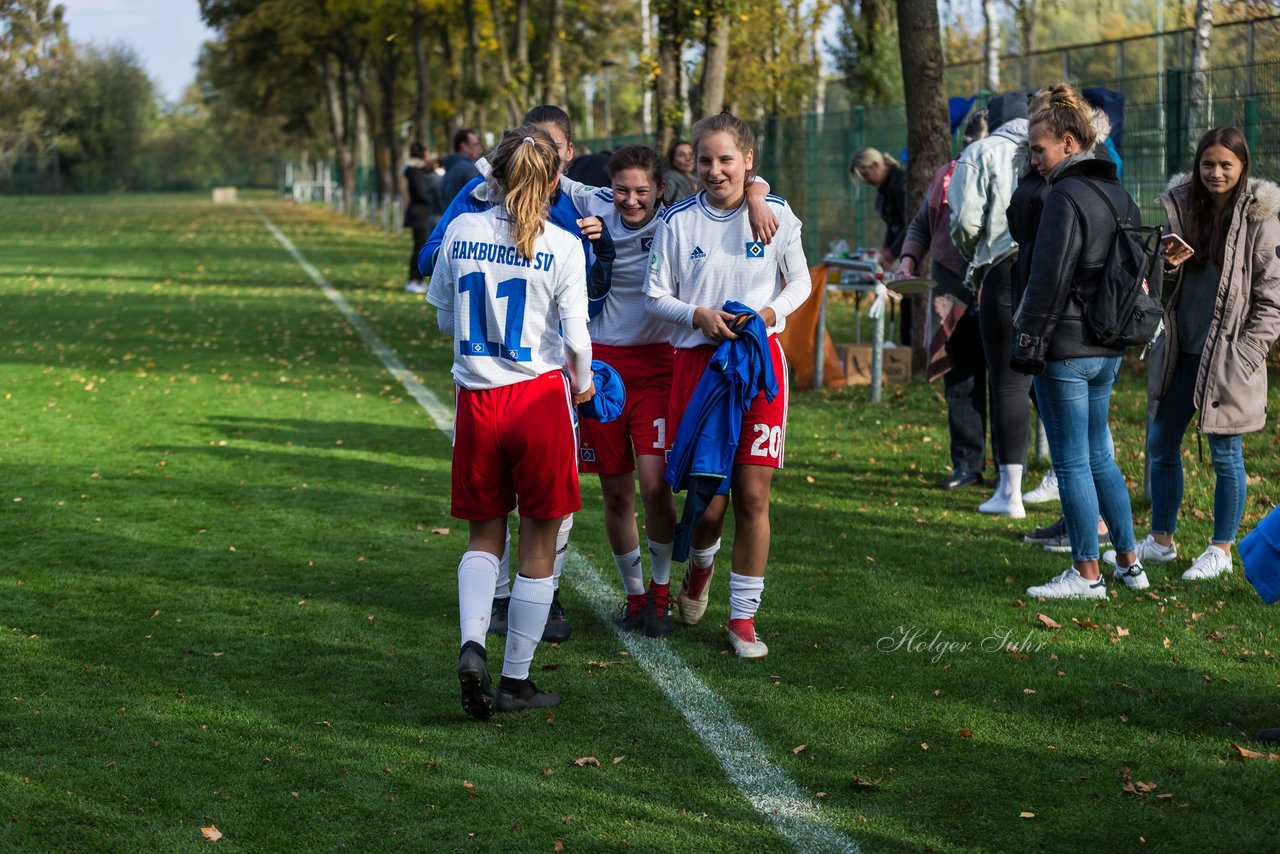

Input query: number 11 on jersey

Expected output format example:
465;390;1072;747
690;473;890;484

458;272;532;362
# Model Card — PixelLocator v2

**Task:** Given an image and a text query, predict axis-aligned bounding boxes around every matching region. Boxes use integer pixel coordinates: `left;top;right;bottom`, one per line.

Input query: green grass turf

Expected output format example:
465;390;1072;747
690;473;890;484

2;194;1278;852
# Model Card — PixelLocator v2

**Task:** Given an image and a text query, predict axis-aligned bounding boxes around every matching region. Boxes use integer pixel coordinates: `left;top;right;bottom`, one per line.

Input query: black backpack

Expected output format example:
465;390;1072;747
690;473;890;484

1068;177;1164;348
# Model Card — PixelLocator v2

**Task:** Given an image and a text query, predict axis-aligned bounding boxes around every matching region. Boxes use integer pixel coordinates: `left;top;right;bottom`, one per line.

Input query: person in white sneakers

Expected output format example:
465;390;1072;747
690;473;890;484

1106;127;1280;582
1011;84;1146;599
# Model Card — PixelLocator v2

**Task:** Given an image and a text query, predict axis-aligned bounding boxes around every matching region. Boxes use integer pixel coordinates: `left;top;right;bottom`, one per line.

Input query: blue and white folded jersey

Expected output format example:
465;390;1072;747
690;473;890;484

427;207;587;390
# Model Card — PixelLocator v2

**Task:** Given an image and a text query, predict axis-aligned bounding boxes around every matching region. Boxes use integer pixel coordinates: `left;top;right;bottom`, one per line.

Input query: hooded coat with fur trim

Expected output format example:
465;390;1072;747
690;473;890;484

1151;173;1280;433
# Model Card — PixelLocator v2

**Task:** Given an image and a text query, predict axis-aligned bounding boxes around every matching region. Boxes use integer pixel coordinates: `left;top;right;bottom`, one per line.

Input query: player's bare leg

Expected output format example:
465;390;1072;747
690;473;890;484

456;516;508;720
677;493;728;626
726;465;773;658
636;455;677;636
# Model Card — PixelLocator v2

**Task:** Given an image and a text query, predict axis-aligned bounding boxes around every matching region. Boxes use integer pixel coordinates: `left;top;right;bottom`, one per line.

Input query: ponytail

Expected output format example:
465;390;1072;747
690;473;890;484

487;125;561;260
1028;82;1096;150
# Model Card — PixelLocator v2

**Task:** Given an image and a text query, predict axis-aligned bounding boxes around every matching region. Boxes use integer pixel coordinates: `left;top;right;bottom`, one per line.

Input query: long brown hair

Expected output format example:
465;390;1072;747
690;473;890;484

1187;126;1251;267
487;125;561;260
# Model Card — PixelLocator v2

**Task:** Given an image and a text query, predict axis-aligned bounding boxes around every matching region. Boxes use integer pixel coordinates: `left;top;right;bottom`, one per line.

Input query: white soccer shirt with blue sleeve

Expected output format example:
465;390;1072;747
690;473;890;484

643;191;810;350
427;207;588;390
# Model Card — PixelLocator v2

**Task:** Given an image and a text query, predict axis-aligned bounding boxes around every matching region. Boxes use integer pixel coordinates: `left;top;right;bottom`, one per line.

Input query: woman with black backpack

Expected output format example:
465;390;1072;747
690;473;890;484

1010;83;1145;599
1114;127;1280;582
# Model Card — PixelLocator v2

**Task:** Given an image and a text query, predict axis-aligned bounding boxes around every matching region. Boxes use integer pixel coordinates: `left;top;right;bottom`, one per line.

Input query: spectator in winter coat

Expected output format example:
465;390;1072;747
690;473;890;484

402;141;442;294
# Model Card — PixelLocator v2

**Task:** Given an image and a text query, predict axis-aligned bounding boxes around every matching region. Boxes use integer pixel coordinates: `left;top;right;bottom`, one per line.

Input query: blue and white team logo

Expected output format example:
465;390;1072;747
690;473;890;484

580;447;597;462
641;237;654;252
745;241;765;258
472;342;485;353
689;245;707;260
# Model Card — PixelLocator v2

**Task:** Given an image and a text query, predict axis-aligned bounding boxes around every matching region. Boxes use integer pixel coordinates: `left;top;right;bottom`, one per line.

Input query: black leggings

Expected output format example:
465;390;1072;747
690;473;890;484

409;226;429;281
978;255;1031;467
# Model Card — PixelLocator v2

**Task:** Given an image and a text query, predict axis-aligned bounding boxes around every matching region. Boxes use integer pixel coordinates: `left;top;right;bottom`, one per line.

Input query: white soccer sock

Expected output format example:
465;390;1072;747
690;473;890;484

552;515;573;590
502;573;554;681
458;550;500;647
647;538;674;586
494;527;512;600
689;538;721;570
1002;464;1024;501
728;571;764;621
614;548;645;596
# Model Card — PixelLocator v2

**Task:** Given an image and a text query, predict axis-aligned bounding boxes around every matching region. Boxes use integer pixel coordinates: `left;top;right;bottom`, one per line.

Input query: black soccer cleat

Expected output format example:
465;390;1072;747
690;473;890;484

643;585;675;638
541;589;571;642
487;595;510;636
494;677;561;712
457;641;495;720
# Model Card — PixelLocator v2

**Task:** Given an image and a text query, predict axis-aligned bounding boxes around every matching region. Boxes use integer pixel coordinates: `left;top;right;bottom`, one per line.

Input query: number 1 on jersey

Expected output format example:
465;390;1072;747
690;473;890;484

458;272;531;362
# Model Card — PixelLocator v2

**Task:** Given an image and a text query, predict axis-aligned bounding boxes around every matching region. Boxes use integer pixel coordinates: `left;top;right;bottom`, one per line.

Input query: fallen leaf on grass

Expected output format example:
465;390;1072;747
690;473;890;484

1036;613;1062;630
1072;617;1100;631
430;528;450;535
1114;626;1130;638
1120;767;1158;795
850;775;887;789
462;780;477;798
1023;688;1037;694
553;841;565;853
572;756;601;767
612;756;625;764
1229;742;1280;761
792;744;806;754
958;728;973;738
1019;811;1035;819
1156;793;1174;800
200;826;223;842
1163;637;1172;648
150;610;161;619
920;743;929;750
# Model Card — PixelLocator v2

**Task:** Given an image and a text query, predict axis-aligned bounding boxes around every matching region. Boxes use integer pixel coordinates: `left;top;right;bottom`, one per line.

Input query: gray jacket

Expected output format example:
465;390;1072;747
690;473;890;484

1151;173;1280;433
948;119;1028;289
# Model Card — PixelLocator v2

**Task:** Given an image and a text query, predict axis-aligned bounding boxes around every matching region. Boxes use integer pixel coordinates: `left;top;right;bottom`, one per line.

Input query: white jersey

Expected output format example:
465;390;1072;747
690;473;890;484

572;187;671;346
643;191;810;350
427;207;588;390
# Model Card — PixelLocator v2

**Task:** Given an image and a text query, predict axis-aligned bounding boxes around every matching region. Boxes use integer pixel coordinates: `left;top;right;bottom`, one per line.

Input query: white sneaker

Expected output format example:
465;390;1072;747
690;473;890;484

1182;547;1233;581
979;492;1026;519
1110;559;1150;591
1027;568;1107;599
404;280;428;294
1023;470;1060;504
1128;534;1178;564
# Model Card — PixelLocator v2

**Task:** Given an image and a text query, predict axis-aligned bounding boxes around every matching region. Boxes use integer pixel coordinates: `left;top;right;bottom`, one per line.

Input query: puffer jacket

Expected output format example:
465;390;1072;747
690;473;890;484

1150;173;1280;433
1010;156;1138;373
949;118;1027;289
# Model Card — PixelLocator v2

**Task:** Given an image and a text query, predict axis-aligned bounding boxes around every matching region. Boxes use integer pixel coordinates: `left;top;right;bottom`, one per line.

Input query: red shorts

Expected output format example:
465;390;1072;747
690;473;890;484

668;335;789;469
579;342;675;475
451;370;581;521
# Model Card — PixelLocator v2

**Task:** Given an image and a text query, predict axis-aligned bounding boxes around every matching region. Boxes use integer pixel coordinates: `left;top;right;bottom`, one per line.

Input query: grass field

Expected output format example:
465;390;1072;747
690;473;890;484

2;194;1279;852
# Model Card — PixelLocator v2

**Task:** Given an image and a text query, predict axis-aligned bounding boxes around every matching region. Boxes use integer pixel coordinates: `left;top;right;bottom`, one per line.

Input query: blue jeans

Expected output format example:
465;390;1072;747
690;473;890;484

1033;357;1136;562
1148;351;1247;544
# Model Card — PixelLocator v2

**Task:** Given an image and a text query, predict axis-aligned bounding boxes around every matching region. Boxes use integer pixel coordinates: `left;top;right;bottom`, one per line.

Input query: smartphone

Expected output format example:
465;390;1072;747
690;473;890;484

1161;232;1194;256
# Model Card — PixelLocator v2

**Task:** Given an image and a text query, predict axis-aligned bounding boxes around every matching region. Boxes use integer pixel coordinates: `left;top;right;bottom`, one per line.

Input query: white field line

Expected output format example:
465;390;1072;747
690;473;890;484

255;206;860;854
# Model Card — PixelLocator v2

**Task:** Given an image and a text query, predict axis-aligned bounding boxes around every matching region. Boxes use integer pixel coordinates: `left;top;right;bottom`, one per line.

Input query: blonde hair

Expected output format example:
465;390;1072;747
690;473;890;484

692;111;757;181
1028;83;1096;150
850;146;901;178
487;125;561;260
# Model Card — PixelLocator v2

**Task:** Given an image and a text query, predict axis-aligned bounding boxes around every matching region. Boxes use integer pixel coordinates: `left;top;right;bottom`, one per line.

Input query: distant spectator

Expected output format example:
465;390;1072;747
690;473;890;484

1012;83;1143;599
663;139;697;205
850;146;907;264
440;127;484;207
949;91;1032;519
1120;126;1280;582
402;141;442;294
897;109;989;491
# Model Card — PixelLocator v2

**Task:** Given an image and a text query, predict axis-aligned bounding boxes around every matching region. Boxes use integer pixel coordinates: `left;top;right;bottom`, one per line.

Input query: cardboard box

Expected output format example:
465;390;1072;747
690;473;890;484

834;343;914;386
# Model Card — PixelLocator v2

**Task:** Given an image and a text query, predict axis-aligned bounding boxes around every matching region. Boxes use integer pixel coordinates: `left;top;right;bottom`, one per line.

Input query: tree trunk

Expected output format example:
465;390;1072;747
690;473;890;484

487;0;523;125
542;0;563;105
323;55;356;212
438;24;463;132
411;7;429;146
640;0;653;134
462;0;486;132
655;0;684;154
697;5;731;118
984;0;1000;92
1188;0;1213;145
896;0;950;357
377;41;400;201
515;0;530;103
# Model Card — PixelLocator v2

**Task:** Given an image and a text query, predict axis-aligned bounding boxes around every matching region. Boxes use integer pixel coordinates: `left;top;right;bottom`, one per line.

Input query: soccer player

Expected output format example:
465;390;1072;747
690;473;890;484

427;126;595;717
643;112;810;658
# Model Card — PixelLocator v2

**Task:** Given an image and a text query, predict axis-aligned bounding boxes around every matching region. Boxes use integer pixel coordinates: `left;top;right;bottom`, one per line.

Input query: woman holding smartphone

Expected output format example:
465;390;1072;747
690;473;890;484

1109;127;1280;581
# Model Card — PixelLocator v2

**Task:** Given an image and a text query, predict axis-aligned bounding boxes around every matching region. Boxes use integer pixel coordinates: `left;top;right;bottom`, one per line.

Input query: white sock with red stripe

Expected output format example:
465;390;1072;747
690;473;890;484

647;538;673;586
503;573;554;680
728;571;764;621
614;548;644;595
458;550;500;647
552;514;573;590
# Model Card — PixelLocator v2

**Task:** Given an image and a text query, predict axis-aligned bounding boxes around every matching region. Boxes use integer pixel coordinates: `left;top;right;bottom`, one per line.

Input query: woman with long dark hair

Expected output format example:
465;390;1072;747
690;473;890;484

1112;127;1280;581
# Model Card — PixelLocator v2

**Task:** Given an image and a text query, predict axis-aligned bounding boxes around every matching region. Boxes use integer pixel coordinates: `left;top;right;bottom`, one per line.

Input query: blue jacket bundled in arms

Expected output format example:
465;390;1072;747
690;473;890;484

665;302;777;561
